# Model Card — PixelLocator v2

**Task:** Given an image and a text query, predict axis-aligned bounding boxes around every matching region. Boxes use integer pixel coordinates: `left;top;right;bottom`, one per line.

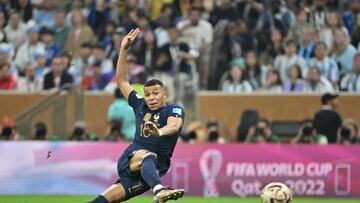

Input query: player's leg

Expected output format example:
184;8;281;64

130;150;185;202
86;183;126;203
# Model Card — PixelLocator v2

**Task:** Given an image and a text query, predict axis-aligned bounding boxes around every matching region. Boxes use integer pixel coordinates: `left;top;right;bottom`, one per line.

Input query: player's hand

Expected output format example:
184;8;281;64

121;28;140;50
144;121;162;136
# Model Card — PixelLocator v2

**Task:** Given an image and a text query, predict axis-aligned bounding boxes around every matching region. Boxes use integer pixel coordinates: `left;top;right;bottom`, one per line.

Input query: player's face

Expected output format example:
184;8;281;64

144;85;166;111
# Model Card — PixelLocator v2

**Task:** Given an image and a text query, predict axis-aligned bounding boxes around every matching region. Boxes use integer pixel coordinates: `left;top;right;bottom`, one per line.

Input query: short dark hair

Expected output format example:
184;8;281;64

284;39;296;47
144;79;164;88
315;41;327;50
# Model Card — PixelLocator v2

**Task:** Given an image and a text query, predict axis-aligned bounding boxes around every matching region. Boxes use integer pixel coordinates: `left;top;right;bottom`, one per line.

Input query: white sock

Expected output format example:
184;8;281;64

153;184;164;193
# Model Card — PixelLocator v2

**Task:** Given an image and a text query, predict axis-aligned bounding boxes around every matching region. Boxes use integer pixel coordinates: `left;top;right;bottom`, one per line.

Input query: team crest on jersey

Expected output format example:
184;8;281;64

154;113;160;122
153;113;160;126
143;113;152;122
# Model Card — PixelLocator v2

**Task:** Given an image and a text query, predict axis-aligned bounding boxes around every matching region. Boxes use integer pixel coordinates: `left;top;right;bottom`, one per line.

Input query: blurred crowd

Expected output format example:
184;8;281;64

0;1;359;103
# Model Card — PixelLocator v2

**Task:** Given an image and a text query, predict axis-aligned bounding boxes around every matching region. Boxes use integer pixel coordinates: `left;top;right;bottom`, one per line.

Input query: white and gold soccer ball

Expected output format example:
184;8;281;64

260;182;292;203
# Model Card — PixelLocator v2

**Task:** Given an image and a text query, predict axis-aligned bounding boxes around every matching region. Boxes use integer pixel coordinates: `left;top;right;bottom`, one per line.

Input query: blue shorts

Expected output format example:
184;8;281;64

116;144;150;200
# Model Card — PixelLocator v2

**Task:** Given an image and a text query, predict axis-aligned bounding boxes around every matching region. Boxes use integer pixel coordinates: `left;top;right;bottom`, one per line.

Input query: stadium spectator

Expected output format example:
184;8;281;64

15;23;45;74
221;60;253;93
290;120;328;144
0;11;8;43
87;0;113;36
245;118;280;143
0;43;17;78
17;63;43;92
132;29;157;70
319;11;348;51
4;10;27;49
107;88;136;140
12;0;33;23
89;44;113;75
155;26;193;104
40;28;60;67
283;64;305;92
154;14;171;48
339;118;360;144
260;69;283;93
303;67;334;93
105;119;124;141
177;5;213;51
70;43;92;84
82;61;110;91
0;116;19;140
64;9;96;58
298;26;316;63
340;53;360;92
65;0;90;28
0;62;17;90
43;56;73;90
288;9;312;46
261;28;284;64
314;93;342;144
274;39;307;82
331;28;357;74
33;122;47;140
108;27;126;68
99;20;116;52
308;41;340;87
239;19;259;55
32;49;49;77
351;13;360;50
120;0;146;31
177;7;213;88
180;120;225;144
69;121;88;141
244;51;266;90
206;120;226;144
33;0;57;28
268;0;296;36
209;0;238;26
54;9;69;51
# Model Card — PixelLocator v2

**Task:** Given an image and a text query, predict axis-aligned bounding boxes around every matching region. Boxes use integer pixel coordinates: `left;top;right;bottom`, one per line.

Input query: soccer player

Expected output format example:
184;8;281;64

87;28;185;203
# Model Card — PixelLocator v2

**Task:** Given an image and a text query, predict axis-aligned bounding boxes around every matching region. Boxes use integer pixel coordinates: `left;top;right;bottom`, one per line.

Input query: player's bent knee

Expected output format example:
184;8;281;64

130;150;150;173
143;152;157;160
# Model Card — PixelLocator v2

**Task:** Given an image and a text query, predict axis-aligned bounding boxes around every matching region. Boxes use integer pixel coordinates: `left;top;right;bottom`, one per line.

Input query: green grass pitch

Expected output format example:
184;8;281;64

0;195;359;203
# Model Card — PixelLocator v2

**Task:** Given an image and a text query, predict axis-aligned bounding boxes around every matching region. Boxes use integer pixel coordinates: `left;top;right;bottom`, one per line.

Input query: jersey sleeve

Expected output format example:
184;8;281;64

128;90;145;109
167;105;185;120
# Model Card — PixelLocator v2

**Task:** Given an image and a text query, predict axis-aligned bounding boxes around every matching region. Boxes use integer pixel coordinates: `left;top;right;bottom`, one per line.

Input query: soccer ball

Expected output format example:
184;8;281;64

260;182;292;203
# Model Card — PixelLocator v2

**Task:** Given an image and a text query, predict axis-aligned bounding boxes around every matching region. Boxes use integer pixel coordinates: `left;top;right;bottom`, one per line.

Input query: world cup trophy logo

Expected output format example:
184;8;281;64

199;149;223;197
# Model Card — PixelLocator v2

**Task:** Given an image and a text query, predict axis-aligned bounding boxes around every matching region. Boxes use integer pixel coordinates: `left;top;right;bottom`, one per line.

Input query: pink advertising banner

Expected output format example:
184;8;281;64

0;142;359;198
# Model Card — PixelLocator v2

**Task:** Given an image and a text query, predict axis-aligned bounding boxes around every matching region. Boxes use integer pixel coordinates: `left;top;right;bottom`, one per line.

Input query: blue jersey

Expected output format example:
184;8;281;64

128;90;185;167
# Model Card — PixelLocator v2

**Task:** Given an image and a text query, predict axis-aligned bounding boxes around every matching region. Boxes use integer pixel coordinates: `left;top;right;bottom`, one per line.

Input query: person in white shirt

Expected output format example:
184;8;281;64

308;41;340;87
303;67;334;93
221;63;253;93
4;11;27;49
88;44;113;75
274;39;307;82
341;53;360;92
14;23;45;74
17;63;43;92
177;7;213;88
177;7;213;51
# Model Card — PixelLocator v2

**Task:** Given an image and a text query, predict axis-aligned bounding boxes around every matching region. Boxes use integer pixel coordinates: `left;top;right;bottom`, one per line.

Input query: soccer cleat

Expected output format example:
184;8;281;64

153;187;185;203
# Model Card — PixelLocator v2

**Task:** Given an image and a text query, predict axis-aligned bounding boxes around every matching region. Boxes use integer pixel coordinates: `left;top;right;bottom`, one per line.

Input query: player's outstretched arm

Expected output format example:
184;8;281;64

144;116;183;136
116;28;140;100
